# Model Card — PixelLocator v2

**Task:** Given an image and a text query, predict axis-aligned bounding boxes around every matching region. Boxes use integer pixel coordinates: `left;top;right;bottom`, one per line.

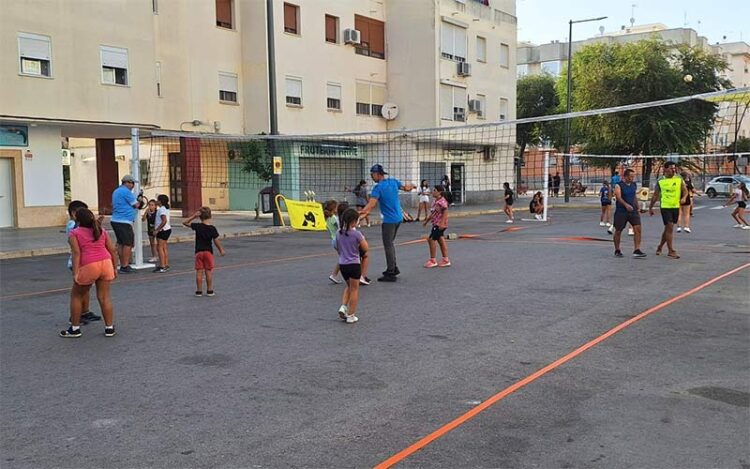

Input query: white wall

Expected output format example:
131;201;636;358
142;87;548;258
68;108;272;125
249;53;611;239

7;125;65;207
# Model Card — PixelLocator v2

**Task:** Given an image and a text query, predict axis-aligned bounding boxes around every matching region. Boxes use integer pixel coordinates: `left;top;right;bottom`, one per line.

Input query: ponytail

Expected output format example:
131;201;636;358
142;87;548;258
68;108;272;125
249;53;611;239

75;208;101;241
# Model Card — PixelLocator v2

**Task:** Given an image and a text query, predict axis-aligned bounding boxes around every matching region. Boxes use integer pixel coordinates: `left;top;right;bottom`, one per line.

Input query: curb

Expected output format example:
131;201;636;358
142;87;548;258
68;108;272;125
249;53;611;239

0;204;595;260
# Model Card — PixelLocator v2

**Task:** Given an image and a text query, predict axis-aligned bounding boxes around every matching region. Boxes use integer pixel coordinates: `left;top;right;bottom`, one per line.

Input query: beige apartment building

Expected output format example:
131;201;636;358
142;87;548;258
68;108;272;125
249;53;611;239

0;0;517;227
516;23;750;153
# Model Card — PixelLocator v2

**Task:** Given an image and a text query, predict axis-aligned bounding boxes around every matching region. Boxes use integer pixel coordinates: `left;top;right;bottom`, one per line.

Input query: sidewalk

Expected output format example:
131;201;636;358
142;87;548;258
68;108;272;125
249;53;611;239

0;198;598;259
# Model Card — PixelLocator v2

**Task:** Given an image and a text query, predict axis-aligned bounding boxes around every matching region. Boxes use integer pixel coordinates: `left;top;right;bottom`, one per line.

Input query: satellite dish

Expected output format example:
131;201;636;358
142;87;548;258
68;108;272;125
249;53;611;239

381;102;399;120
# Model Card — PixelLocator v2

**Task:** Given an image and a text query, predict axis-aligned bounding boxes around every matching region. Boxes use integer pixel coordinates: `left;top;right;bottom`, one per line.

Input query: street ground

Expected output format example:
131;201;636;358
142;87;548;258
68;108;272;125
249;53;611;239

1;203;748;468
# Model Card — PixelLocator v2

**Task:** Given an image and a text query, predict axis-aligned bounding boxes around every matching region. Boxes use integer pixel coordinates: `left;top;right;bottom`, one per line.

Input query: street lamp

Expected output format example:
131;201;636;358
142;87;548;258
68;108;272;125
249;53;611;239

564;16;607;203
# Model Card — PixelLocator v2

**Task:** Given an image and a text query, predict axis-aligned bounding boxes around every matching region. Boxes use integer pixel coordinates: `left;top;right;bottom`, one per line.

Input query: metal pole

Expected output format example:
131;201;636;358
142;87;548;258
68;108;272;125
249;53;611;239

130;128;147;268
563;19;573;203
266;0;281;225
542;151;550;222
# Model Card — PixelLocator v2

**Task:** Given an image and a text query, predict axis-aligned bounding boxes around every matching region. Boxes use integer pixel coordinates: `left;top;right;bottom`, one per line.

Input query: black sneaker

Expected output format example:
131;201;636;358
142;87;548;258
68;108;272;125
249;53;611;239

163;265;171;272
206;290;215;297
152;267;166;273
104;326;116;337
60;326;82;338
633;250;647;258
377;275;397;282
614;250;624;258
195;291;203;297
119;265;136;273
81;311;101;322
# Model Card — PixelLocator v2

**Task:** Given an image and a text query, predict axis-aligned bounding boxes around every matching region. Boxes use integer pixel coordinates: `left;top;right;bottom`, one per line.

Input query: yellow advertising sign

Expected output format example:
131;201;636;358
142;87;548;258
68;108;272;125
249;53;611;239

273;156;282;175
275;196;326;231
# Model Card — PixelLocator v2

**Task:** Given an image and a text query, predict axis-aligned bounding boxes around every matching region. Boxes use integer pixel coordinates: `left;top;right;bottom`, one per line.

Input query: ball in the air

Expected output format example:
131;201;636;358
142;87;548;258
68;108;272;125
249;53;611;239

683;74;693;83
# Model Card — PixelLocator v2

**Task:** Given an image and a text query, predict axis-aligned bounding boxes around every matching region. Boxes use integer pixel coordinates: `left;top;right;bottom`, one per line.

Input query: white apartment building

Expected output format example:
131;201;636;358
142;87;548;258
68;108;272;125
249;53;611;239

0;0;516;227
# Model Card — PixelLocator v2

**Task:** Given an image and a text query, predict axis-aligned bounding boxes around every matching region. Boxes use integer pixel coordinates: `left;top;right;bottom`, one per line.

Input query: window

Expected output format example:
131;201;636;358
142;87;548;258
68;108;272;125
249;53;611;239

454;0;466;12
284;3;299;35
476;36;486;62
101;46;128;85
517;64;528;77
476;94;486;119
499;98;508;120
440;84;467;122
285;77;302;106
499;43;509;68
541;60;561;76
219;72;238;103
354;15;385;59
356;81;386;116
440;21;467;62
155;61;162;97
216;0;233;29
139;160;151;187
18;33;52;77
327;82;342;110
325;15;338;43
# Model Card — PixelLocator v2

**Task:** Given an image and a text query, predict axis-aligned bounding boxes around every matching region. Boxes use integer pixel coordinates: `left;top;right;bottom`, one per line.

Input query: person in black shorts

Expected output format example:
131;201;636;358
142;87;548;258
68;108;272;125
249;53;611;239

677;172;694;233
613;169;646;258
503;182;514;223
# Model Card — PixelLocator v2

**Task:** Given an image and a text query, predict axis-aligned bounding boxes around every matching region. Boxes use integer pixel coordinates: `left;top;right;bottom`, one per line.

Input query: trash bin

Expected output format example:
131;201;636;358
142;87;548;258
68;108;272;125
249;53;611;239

259;186;277;214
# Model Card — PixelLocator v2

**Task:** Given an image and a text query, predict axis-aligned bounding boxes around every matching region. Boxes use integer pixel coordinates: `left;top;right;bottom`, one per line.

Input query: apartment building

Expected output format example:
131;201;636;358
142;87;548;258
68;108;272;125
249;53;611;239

0;0;516;227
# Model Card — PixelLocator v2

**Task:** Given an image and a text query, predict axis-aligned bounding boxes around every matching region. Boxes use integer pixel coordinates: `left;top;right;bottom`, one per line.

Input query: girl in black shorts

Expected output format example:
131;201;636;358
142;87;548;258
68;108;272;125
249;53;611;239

153;194;172;273
677;172;694;233
724;182;749;229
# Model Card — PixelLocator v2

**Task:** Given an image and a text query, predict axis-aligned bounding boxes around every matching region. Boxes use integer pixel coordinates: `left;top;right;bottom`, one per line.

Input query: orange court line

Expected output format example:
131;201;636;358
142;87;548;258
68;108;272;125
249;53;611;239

374;262;750;469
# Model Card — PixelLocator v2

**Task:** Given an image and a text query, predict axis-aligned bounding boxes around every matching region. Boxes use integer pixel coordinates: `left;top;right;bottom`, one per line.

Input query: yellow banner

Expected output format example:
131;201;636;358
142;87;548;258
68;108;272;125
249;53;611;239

283;198;326;231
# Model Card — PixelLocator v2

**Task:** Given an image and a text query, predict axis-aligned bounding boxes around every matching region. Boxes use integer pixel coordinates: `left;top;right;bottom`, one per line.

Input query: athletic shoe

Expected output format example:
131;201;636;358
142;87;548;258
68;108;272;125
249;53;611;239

628;228;634;236
605;222;612;227
667;252;681;259
684;227;691;233
743;225;750;230
438;258;451;267
104;326;116;337
81;311;101;322
607;227;614;235
59;326;82;338
163;266;171;272
535;214;542;221
147;257;158;263
424;259;438;268
383;268;401;277
338;305;348;320
328;275;342;284
676;226;682;232
152;267;167;273
614;250;624;258
377;275;397;282
119;265;136;273
345;314;359;324
599;221;606;226
359;276;371;285
206;290;215;297
506;219;514;224
195;291;203;297
733;224;743;228
633;250;647;258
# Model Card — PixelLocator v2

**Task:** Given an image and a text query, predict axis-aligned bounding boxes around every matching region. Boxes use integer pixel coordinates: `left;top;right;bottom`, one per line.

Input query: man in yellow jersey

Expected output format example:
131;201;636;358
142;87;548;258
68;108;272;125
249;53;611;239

649;161;688;259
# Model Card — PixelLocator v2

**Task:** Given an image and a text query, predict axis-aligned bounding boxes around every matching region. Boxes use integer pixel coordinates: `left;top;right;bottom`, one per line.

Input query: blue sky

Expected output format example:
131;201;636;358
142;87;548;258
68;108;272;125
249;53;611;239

517;0;750;46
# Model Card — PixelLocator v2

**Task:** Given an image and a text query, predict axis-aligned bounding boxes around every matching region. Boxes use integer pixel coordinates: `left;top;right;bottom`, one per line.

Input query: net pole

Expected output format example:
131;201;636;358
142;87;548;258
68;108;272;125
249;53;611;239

130;128;145;268
542;150;550;222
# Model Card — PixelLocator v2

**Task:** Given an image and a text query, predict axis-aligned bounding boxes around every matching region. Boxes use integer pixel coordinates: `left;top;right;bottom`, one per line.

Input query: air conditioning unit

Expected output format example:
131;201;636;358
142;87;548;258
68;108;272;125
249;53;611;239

457;62;471;76
482;146;496;161
344;29;361;45
468;99;482;113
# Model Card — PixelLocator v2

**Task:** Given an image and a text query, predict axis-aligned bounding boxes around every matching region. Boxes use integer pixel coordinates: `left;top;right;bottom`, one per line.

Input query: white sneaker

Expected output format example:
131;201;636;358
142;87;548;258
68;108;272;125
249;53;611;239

338;305;348;320
676;226;682;232
605;222;612;227
607;227;614;235
628;228;634;236
506;219;514;224
329;275;342;284
346;314;359;324
599;221;606;226
147;257;158;263
733;224;743;228
743;225;750;230
535;214;542;221
684;227;691;233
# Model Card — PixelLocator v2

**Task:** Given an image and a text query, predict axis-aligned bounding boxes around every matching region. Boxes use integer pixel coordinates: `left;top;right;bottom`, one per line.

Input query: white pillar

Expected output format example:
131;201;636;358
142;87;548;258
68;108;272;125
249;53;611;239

542;151;550;222
130;128;152;269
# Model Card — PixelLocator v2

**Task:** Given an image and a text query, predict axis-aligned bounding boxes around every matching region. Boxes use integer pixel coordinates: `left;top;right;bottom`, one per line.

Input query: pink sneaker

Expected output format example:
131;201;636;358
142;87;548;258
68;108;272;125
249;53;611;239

423;259;438;268
438;258;451;267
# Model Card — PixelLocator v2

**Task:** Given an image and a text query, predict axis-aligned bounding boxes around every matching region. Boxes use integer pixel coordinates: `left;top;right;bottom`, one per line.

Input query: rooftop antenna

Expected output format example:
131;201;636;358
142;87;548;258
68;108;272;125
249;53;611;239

683;11;688;27
630;4;636;27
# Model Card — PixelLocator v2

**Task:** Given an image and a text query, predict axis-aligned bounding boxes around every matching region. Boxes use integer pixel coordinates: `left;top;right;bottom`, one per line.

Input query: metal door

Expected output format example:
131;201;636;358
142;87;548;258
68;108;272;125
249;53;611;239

168;152;183;209
0;158;14;227
450;163;465;205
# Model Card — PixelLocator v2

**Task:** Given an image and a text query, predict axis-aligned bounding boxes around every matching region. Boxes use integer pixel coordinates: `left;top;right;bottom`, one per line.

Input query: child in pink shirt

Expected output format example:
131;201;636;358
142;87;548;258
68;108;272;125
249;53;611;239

422;186;451;268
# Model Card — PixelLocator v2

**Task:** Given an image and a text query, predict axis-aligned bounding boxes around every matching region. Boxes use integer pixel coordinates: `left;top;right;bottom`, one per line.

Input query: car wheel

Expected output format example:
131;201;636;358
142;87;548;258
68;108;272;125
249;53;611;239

706;188;717;198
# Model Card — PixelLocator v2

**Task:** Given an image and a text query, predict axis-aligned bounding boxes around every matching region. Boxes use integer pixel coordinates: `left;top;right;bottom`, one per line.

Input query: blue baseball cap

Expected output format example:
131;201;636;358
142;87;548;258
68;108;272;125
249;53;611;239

370;164;388;175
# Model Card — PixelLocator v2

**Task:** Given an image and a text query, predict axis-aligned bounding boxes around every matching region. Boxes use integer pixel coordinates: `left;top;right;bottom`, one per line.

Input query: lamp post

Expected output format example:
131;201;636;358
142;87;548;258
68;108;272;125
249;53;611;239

564;16;607;203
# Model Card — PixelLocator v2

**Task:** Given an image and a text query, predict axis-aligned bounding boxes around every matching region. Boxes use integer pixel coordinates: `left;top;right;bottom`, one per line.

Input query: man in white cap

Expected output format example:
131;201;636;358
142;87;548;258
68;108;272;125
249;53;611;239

359;164;415;282
111;175;146;272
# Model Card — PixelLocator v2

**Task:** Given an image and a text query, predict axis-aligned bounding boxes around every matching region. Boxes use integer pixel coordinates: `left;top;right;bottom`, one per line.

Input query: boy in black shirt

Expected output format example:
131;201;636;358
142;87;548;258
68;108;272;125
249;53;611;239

182;207;225;296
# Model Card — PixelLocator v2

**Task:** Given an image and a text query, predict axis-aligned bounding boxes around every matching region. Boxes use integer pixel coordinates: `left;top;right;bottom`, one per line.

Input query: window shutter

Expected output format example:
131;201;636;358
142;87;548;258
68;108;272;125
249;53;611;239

370;84;386;105
216;0;232;27
456;87;467;109
327;83;341;100
355;15;370;48
441;22;453;56
500;43;509;67
440;85;453;120
286;78;302;98
325;15;336;42
356;81;370;103
370;19;385;57
101;46;128;69
454;26;467;59
18;33;51;60
476;36;486;61
284;3;297;32
219;72;238;93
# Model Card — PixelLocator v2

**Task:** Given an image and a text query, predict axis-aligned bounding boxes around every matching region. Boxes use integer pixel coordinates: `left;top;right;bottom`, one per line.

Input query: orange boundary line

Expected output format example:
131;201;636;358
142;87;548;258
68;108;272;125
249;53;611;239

374;262;750;469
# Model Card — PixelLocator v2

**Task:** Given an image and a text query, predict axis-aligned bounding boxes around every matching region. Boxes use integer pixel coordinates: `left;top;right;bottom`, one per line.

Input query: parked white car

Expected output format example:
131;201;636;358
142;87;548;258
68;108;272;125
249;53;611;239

704;175;750;198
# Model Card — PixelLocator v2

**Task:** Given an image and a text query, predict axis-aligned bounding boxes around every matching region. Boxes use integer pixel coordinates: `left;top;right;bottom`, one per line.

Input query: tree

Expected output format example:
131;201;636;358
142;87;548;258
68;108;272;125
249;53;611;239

558;39;729;187
231;138;273;181
515;74;559;186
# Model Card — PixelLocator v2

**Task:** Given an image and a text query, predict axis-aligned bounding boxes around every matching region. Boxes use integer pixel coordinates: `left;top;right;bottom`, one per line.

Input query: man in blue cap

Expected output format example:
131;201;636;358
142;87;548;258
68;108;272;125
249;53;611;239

359;164;415;282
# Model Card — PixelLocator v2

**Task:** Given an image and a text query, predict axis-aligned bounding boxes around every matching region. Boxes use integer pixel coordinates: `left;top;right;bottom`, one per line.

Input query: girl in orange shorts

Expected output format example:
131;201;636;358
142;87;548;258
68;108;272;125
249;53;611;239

60;208;118;338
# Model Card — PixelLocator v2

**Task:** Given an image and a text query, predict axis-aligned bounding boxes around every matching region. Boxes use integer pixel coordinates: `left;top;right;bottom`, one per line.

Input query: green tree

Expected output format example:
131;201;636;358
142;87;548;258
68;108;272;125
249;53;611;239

231;138;273;181
558;39;729;186
515;74;559;185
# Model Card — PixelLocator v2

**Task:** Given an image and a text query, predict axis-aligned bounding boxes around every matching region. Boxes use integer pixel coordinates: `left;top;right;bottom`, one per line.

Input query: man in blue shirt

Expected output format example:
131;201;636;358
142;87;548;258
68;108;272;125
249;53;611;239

359;164;415;282
111;175;145;273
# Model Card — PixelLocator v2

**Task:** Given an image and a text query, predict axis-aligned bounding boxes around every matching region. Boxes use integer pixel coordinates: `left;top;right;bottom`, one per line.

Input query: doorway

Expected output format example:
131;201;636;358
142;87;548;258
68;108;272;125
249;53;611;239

450;163;465;205
0;158;15;227
168;152;183;209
